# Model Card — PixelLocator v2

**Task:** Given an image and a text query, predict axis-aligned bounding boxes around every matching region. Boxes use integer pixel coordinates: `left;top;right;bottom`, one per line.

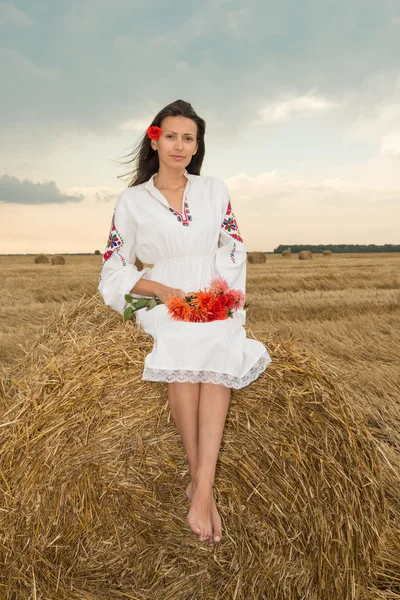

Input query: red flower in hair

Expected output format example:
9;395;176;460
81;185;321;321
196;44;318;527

147;125;162;139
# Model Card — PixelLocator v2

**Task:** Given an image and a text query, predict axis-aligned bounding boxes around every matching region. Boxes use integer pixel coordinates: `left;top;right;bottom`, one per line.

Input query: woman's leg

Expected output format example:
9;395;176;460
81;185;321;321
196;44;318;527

187;382;231;543
167;382;200;481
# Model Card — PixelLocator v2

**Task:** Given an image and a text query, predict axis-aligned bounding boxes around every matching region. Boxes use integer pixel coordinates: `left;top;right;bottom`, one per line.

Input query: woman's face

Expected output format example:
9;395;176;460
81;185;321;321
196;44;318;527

151;115;198;171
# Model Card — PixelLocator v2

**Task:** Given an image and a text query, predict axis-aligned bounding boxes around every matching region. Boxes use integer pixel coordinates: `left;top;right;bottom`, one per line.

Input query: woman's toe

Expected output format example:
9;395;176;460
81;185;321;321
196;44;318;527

213;524;222;542
188;520;201;536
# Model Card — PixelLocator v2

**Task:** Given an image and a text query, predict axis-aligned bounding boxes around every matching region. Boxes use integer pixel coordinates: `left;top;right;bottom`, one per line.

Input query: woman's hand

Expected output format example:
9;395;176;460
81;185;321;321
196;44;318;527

155;284;187;304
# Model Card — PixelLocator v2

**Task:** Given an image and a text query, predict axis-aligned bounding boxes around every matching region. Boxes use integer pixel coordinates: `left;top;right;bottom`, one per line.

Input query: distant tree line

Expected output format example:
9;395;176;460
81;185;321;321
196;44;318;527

273;244;400;254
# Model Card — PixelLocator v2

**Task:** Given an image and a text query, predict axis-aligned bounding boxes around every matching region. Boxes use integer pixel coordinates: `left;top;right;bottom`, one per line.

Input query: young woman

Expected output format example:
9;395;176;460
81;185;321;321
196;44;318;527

98;99;272;546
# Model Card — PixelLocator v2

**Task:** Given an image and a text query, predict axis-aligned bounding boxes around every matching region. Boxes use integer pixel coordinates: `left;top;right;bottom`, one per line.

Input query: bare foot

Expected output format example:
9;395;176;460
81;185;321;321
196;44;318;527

186;478;213;543
186;481;222;545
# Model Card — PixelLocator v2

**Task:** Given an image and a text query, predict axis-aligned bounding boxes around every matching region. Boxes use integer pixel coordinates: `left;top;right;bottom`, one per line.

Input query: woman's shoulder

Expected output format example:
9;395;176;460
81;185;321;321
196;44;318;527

192;176;228;207
116;183;146;204
192;174;226;188
193;173;223;182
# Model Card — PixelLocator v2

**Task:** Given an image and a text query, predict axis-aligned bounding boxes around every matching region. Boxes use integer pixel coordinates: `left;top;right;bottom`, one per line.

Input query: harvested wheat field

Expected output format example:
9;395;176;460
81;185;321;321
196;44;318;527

0;252;399;600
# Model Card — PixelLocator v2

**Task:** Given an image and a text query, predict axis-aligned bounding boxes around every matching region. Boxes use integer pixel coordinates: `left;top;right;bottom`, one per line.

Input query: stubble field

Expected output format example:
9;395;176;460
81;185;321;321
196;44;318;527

1;252;399;449
1;252;399;406
2;251;399;475
0;251;399;596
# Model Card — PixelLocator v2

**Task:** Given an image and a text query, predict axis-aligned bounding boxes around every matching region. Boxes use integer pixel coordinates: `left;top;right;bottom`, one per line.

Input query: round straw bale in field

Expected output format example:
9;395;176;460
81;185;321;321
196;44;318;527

298;250;312;260
281;249;291;258
247;251;266;264
34;253;49;263
51;254;66;264
323;249;333;256
0;295;387;600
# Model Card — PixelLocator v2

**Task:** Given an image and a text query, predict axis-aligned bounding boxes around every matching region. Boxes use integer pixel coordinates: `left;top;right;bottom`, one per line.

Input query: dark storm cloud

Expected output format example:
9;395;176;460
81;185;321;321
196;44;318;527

0;0;399;137
0;174;84;204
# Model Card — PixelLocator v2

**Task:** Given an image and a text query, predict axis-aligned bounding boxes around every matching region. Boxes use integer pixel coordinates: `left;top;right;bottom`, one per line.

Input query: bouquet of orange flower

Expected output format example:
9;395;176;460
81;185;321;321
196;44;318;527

123;277;247;322
166;277;247;322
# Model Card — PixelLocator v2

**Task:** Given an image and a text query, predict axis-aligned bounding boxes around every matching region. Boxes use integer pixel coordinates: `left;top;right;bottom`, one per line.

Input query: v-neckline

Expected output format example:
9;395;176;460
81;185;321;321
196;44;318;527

145;169;192;215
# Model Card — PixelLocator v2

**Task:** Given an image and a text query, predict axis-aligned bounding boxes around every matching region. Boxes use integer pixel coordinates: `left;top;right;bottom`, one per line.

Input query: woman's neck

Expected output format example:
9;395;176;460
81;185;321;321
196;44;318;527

153;167;186;190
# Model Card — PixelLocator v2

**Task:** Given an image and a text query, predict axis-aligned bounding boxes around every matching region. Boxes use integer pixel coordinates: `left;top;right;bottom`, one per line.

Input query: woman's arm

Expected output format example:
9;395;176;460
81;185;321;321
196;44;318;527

98;190;188;314
131;279;188;305
129;278;164;297
215;178;247;324
98;191;155;315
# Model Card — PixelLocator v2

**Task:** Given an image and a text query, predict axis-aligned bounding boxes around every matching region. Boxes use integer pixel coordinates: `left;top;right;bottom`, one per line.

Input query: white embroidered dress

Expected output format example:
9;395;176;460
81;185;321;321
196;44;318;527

98;170;272;389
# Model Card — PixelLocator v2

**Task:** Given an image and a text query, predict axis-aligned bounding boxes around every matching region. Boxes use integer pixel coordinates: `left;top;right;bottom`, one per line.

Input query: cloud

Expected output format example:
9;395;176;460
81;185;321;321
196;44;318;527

381;131;400;159
1;165;398;254
0;2;32;26
342;74;400;155
254;90;342;125
60;2;100;33
0;174;84;204
95;190;119;204
119;117;150;131
1;0;400;219
4;48;61;79
218;169;400;249
0;0;398;142
225;170;400;211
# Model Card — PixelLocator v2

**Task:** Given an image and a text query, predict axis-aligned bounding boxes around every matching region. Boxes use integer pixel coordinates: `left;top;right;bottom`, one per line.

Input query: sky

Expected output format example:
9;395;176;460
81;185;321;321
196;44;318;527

0;0;400;253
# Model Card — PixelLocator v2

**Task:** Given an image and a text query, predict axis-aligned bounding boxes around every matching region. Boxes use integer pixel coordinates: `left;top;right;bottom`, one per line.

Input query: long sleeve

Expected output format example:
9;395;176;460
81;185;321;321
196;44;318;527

98;191;153;315
215;178;247;325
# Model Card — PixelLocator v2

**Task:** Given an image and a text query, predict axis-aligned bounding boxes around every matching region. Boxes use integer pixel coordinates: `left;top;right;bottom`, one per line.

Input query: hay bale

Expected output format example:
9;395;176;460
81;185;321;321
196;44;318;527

298;250;312;260
51;254;66;265
323;250;333;256
34;253;49;264
135;257;144;271
247;251;266;264
0;296;387;599
282;249;291;258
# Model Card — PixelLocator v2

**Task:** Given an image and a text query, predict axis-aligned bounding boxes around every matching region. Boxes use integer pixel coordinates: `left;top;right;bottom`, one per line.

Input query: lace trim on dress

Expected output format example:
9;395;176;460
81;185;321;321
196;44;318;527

142;351;271;389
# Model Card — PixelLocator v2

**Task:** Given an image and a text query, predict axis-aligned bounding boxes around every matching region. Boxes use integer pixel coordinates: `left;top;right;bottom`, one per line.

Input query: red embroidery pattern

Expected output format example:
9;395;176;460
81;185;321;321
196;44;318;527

229;241;237;263
169;197;192;226
222;199;243;242
99;212;127;282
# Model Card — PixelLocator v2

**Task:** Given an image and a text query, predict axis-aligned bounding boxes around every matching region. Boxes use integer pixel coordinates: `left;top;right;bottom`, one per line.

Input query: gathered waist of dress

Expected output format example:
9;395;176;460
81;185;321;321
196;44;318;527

153;254;215;267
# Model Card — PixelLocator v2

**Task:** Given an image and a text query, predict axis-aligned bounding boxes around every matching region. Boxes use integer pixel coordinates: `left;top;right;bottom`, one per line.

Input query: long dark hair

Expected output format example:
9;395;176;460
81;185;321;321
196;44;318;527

117;99;206;187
